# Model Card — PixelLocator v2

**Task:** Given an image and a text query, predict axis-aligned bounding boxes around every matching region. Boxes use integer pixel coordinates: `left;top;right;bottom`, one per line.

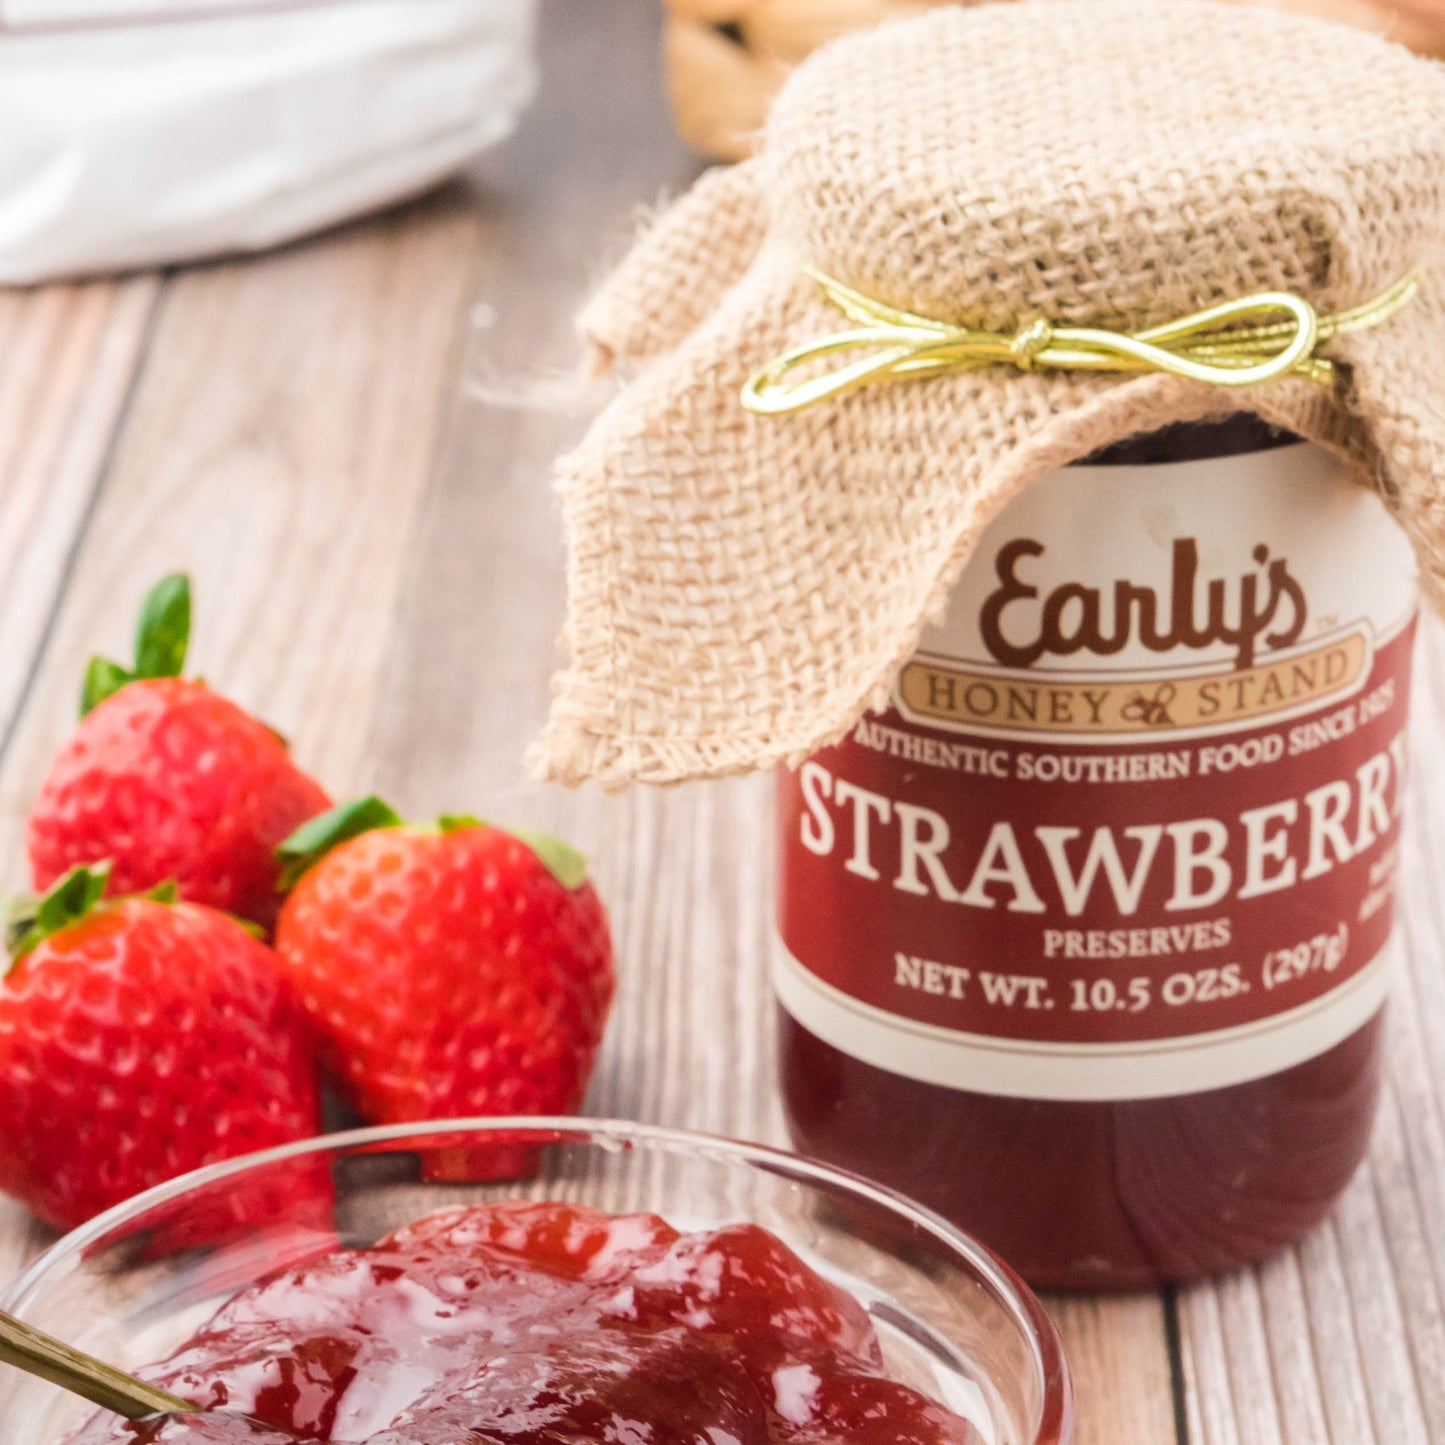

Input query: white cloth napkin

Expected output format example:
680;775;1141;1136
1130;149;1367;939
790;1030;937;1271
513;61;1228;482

0;0;536;284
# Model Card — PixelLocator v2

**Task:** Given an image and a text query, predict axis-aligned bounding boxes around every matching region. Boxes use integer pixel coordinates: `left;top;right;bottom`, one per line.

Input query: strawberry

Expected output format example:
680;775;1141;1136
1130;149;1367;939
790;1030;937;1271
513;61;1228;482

0;865;324;1230
28;575;331;931
273;800;615;1178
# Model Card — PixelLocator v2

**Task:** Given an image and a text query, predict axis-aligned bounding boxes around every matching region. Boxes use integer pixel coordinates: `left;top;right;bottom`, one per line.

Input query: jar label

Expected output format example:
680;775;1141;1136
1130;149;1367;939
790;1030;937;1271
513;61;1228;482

775;443;1418;1100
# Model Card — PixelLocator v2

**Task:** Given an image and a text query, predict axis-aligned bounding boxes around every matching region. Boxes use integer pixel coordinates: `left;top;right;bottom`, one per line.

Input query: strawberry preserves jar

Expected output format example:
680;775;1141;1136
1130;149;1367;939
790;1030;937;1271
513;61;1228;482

776;418;1419;1288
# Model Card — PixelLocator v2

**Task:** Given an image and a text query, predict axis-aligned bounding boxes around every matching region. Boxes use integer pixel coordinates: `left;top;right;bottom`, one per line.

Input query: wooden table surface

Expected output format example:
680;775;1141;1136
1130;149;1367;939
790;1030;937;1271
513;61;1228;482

2;4;1444;1442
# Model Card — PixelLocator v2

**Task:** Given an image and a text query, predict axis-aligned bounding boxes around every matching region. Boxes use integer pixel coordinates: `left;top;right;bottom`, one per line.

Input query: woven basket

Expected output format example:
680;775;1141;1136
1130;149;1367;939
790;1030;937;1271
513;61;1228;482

664;0;1445;160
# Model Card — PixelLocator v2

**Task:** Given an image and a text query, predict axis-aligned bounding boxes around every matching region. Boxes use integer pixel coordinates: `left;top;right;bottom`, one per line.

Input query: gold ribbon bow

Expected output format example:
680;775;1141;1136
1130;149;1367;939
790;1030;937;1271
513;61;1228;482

741;267;1423;416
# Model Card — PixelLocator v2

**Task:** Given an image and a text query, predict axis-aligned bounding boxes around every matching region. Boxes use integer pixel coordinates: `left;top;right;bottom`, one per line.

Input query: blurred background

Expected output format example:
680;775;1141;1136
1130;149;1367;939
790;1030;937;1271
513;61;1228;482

664;0;1445;159
0;0;1440;285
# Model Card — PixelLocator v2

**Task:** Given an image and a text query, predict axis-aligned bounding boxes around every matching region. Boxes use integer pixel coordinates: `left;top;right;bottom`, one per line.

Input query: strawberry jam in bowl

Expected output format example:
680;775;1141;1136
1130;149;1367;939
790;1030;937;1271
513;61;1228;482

0;1120;1069;1445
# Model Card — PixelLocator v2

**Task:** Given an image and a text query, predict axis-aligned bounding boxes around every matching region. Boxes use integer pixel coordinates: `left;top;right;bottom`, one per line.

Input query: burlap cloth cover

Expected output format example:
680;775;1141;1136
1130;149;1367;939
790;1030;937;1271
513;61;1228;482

534;0;1445;788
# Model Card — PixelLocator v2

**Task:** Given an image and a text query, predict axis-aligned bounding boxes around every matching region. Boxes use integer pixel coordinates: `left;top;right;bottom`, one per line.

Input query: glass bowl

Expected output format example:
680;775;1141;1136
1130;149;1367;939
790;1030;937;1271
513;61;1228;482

0;1118;1072;1445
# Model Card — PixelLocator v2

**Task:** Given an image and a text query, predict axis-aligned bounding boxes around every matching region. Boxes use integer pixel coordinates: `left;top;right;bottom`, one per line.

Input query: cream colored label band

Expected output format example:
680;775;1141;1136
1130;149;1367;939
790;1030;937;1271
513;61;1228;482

773;932;1393;1102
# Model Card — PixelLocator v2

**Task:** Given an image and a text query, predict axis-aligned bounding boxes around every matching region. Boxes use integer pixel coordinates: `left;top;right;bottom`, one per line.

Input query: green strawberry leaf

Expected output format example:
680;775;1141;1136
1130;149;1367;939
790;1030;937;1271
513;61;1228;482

438;816;589;890
133;573;191;682
5;863;113;964
437;814;482;834
78;574;192;717
80;656;134;717
501;826;589;891
275;804;590;897
276;796;404;893
3;871;202;971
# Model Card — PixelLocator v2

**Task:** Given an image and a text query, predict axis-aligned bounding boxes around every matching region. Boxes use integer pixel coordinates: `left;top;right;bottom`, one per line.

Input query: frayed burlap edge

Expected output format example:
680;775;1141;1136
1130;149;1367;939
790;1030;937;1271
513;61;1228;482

532;367;1406;791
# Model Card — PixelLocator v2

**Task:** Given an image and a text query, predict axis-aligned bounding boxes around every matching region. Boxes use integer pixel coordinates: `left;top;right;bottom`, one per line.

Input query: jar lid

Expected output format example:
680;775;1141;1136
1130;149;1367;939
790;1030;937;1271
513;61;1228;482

534;0;1445;788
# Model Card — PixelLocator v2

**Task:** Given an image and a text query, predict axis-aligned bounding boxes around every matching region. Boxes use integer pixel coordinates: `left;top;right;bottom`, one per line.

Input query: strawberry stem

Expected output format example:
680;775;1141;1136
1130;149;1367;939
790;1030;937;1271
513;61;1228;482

276;803;590;892
437;815;482;833
80;659;131;716
79;573;192;716
2;871;256;969
6;864;113;963
276;796;404;892
133;573;191;681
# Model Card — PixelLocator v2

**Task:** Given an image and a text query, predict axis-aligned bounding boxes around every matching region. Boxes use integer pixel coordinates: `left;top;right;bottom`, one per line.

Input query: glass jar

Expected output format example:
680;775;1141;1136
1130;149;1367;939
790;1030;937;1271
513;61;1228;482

775;416;1418;1288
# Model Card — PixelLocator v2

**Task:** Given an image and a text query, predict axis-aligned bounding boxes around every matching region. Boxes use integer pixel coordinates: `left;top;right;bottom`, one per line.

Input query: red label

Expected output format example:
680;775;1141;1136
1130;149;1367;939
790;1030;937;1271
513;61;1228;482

774;445;1418;1101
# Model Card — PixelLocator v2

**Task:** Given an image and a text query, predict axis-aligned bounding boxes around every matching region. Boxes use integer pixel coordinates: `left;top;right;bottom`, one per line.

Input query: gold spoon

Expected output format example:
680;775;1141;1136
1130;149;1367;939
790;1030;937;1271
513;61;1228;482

0;1304;194;1419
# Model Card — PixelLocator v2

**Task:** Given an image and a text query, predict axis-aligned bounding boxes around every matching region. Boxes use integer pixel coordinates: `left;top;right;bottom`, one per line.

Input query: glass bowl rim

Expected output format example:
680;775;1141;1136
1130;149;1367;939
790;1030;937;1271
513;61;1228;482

0;1116;1072;1445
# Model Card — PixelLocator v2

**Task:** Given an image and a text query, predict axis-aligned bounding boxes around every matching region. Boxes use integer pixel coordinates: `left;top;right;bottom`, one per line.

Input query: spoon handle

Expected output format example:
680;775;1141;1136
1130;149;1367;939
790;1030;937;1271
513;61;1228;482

0;1308;194;1420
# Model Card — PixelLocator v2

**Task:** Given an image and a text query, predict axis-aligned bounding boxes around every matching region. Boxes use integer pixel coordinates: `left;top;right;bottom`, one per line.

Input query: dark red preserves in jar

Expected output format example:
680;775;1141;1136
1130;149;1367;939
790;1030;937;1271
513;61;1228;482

776;416;1418;1288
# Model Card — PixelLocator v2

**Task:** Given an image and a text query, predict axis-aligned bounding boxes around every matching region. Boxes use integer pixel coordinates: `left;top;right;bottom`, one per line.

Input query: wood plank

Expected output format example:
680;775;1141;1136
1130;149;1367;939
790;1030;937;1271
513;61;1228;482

0;188;485;1287
0;276;164;1292
0;276;160;735
0;187;483;850
1177;616;1445;1445
1047;1295;1181;1445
